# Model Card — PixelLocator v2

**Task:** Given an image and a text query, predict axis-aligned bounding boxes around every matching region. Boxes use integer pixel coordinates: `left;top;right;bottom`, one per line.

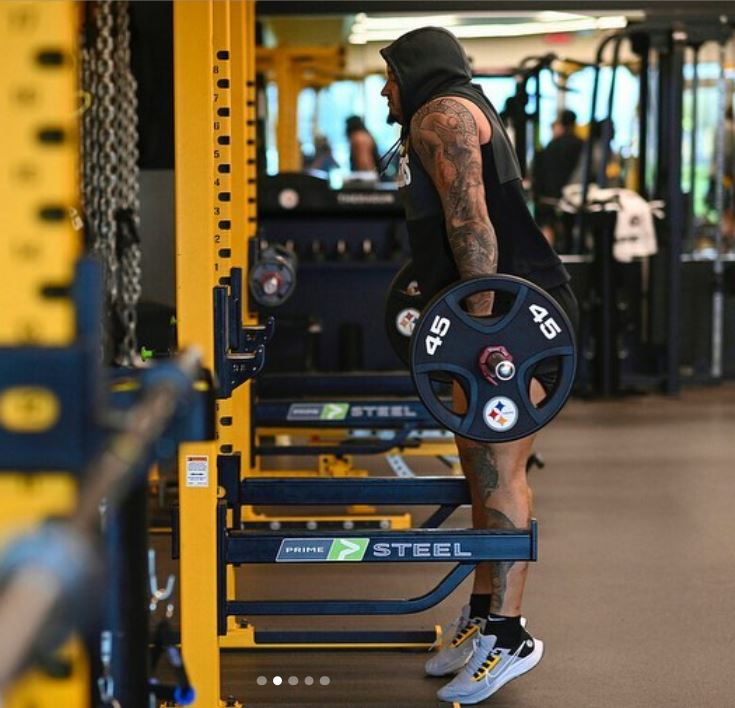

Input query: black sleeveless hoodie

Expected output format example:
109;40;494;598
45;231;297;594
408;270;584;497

380;27;569;297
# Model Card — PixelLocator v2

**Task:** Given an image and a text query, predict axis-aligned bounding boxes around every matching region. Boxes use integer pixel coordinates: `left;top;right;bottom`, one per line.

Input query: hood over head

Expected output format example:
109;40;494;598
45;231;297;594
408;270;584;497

379;27;474;128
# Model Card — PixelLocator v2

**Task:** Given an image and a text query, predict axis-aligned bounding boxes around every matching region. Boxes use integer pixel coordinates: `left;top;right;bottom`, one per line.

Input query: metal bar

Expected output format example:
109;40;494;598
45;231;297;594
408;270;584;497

106;482;149;708
597;36;623;187
240;476;471;506
216;500;228;636
227;565;476;615
210;0;240;452
255;399;441;428
255;437;420;457
513;73;529;175
688;45;700;250
228;0;257;464
173;1;222;705
421;505;458;528
663;30;686;394
637;36;650;199
596;213;618;395
256;372;418;397
710;41;727;380
225;526;536;564
275;48;300;171
250;630;438;645
572;35;614;253
574;32;620;253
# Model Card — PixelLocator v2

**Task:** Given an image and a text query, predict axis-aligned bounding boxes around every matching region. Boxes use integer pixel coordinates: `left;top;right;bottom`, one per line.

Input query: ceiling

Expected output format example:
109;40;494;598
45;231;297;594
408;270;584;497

258;3;733;48
257;1;735;16
346;11;641;44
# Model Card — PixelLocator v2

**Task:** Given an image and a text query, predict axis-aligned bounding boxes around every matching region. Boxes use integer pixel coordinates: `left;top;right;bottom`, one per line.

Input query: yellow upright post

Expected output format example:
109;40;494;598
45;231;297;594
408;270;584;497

0;1;88;705
212;0;240;637
275;49;300;172
221;0;257;639
173;1;224;705
230;0;258;294
0;1;80;344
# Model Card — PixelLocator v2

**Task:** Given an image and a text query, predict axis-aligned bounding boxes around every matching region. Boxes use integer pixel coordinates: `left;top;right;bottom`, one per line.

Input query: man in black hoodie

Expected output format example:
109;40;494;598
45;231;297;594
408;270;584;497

380;28;578;705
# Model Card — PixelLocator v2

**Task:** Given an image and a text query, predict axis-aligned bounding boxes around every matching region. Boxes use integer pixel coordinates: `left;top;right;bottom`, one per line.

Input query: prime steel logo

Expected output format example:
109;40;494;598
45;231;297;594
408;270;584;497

286;403;349;422
276;538;369;562
276;538;475;562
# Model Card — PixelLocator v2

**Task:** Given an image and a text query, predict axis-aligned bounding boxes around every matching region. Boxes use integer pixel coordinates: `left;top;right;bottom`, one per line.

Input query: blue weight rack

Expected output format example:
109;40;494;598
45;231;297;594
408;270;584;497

215;475;537;645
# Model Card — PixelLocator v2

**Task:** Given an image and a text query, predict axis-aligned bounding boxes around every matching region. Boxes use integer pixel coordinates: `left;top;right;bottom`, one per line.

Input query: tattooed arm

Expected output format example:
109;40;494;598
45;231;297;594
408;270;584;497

411;97;497;314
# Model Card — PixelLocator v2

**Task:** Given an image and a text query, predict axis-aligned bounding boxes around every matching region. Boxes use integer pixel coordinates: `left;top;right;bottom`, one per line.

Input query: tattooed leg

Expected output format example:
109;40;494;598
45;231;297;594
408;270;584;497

457;436;534;615
454;380;545;615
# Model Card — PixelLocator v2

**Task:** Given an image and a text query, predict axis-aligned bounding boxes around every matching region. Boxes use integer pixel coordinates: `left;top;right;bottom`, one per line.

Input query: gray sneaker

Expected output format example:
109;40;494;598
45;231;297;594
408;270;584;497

436;629;543;704
425;605;485;677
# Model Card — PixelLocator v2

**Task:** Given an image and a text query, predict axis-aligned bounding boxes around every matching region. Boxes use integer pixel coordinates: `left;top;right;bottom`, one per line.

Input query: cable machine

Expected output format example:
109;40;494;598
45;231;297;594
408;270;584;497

572;18;732;397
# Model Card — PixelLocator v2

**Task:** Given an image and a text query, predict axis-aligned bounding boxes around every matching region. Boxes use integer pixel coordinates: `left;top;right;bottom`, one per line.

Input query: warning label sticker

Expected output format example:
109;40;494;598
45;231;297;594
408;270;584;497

185;455;209;488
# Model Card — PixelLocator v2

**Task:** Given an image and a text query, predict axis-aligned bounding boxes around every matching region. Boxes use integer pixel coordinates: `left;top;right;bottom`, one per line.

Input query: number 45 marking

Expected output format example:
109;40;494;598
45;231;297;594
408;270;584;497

529;304;561;340
425;316;451;355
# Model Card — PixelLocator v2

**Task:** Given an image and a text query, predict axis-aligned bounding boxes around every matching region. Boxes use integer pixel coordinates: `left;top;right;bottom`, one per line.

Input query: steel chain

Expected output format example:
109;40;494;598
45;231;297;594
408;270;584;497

114;0;141;364
80;9;104;360
80;44;93;217
92;0;119;307
80;2;143;364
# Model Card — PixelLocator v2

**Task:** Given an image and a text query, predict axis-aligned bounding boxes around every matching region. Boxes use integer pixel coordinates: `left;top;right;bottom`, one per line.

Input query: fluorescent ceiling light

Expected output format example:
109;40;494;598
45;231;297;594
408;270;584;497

349;16;628;44
535;12;588;22
351;14;462;31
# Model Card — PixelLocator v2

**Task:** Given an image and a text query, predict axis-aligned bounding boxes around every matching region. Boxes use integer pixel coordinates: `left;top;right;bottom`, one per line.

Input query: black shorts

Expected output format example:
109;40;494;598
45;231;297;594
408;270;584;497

533;282;579;395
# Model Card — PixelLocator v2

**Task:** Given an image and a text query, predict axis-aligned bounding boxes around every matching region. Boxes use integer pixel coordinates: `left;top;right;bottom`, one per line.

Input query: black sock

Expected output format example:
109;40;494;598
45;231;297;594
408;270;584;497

481;613;523;647
468;593;492;619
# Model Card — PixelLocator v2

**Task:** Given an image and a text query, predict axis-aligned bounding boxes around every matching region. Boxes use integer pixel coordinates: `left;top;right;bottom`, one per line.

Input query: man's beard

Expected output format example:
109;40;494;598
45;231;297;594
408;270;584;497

387;111;398;125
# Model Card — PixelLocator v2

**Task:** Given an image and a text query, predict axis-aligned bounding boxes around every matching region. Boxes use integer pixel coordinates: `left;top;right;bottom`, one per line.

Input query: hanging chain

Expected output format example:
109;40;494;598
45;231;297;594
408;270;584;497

114;0;141;364
80;41;93;223
80;1;143;364
92;0;118;304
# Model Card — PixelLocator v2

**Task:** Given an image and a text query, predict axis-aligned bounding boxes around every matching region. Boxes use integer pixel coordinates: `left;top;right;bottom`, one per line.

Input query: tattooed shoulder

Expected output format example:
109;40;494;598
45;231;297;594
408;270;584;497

410;98;479;162
412;97;478;135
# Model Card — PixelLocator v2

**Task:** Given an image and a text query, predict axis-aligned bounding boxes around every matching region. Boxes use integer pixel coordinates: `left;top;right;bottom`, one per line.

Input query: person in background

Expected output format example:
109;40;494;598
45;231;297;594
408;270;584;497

346;115;380;172
724;105;735;246
499;96;521;147
533;109;584;246
706;104;735;247
305;134;339;174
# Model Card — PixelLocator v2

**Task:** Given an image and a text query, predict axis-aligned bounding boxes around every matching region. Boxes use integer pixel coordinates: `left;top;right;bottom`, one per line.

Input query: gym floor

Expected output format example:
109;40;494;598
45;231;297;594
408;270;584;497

158;383;735;707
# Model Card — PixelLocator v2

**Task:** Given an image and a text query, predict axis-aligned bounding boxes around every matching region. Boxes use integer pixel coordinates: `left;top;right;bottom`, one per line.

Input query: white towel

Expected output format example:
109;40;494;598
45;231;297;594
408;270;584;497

612;189;658;262
559;184;660;262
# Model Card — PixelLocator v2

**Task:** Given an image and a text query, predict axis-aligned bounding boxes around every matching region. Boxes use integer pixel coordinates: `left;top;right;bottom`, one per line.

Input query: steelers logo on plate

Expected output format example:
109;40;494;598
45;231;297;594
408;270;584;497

396;308;420;337
483;397;518;432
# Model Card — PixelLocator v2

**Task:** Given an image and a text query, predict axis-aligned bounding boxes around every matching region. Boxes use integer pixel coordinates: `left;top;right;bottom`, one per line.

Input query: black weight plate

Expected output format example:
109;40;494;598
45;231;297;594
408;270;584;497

410;274;576;443
384;260;426;368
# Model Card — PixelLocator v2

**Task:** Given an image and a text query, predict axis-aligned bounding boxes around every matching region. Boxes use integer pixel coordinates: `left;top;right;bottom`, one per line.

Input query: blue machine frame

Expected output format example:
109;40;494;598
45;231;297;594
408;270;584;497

215;475;537;643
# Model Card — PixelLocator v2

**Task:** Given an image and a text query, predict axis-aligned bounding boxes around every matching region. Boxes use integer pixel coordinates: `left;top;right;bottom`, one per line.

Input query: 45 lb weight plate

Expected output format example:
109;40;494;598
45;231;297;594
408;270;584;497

384;260;427;368
410;275;576;443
